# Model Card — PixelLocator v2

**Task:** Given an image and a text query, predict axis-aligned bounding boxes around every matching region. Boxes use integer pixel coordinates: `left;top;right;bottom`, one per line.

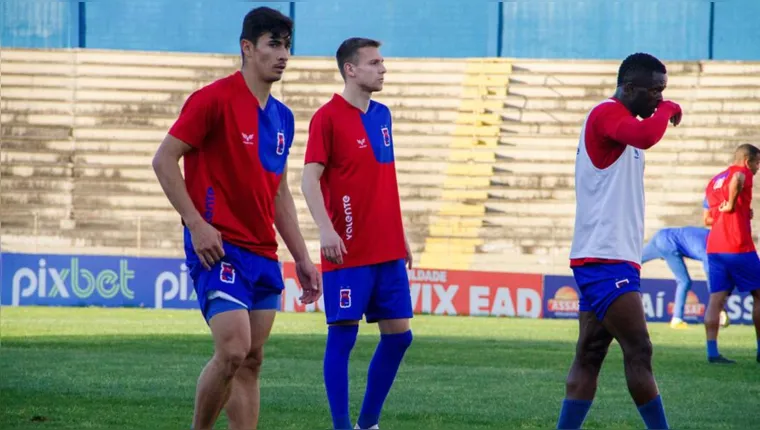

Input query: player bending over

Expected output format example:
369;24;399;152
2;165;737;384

152;7;320;430
558;53;681;430
301;38;414;430
703;144;760;364
641;226;717;329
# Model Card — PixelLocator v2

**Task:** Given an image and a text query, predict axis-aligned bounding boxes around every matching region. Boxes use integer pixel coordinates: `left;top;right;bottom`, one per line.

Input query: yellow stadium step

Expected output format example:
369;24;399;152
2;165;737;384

442;176;491;189
451;136;499;148
459;99;505;113
441;189;489;201
449;150;496;163
439;203;486;216
429;224;481;238
452;124;500;137
455;112;502;126
465;60;513;75
445;164;493;177
462;86;508;98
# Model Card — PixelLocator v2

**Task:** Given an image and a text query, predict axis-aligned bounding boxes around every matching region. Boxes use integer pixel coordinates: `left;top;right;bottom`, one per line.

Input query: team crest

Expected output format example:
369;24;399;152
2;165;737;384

220;262;236;284
339;288;351;308
381;126;391;147
276;131;286;155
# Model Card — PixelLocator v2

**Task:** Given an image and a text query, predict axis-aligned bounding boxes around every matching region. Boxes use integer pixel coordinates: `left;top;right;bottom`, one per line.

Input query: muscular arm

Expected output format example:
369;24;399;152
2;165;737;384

274;165;310;263
152;135;204;228
721;172;745;213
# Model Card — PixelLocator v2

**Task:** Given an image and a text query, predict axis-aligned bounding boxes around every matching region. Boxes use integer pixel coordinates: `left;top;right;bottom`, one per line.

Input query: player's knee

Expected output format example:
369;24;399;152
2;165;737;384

215;345;249;375
240;347;264;373
580;344;608;369
624;337;653;367
390;329;413;351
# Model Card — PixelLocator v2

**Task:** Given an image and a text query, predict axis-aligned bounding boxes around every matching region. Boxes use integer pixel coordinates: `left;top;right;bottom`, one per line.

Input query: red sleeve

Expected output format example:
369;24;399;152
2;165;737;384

304;108;332;165
598;102;677;150
168;87;219;148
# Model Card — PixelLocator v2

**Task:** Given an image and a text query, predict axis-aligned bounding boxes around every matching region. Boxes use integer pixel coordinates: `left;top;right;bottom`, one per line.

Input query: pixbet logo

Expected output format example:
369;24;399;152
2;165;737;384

154;263;196;309
11;258;135;306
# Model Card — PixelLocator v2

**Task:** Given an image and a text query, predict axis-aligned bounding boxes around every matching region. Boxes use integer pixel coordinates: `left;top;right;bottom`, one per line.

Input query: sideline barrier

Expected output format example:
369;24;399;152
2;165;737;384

1;252;753;325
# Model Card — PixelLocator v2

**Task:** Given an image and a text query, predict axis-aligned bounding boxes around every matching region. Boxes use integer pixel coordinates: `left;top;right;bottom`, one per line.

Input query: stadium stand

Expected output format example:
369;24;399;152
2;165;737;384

2;48;759;280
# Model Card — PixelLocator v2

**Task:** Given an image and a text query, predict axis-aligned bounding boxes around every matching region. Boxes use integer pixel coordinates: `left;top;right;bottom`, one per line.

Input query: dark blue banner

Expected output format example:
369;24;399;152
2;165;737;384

1;252;197;310
543;274;753;325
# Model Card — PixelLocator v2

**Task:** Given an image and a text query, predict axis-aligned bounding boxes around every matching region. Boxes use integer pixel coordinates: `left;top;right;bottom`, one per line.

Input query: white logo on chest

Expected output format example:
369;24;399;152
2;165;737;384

356;138;367;149
242;133;254;145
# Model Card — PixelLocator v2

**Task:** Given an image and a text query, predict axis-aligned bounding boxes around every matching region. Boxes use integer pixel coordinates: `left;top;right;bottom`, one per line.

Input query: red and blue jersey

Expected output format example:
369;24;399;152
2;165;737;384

304;94;406;272
168;71;294;261
705;165;755;254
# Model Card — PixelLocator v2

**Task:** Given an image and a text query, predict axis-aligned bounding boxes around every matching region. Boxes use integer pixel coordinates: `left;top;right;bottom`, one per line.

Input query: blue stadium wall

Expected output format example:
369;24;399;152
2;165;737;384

2;1;760;60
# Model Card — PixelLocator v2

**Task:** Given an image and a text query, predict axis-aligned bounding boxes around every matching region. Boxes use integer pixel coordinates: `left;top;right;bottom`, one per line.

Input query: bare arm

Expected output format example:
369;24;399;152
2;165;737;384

274;165;309;263
152;135;204;227
152;134;223;269
703;209;714;227
720;172;745;213
301;162;346;264
300;163;333;231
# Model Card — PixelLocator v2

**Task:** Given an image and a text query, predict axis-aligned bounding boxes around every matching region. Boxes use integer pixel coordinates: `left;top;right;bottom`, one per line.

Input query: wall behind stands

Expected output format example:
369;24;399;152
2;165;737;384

3;0;760;61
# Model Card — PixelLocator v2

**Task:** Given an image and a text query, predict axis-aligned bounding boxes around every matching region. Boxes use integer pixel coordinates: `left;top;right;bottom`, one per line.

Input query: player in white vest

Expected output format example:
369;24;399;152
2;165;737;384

556;53;682;430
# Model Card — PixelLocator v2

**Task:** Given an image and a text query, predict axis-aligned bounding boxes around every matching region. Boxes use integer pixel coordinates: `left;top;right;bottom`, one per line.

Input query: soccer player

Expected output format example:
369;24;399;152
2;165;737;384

558;53;682;430
703;143;760;364
641;226;710;329
301;38;414;430
151;7;320;430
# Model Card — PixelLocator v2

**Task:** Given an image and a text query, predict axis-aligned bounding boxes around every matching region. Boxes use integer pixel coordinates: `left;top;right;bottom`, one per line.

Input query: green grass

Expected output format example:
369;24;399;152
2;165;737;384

1;307;759;429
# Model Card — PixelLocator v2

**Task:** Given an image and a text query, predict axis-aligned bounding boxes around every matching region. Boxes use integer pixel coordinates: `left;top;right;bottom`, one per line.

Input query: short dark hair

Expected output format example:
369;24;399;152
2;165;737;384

240;7;293;46
735;143;760;161
617;53;667;86
336;37;382;79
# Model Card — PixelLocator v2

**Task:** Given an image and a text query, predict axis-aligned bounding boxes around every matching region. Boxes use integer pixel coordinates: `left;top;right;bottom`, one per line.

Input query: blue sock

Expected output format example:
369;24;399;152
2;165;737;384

324;325;359;430
356;330;413;429
673;282;688;320
557;399;592;429
756;340;760;359
637;395;669;429
707;340;719;359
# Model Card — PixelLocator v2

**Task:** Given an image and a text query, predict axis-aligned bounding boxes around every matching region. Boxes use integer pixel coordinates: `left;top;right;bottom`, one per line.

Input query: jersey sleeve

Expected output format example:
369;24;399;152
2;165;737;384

168;87;220;148
597;102;675;150
304;108;332;165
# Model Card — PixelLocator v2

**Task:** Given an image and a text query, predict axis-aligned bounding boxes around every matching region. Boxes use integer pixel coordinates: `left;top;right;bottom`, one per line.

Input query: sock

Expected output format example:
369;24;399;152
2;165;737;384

637;395;669;429
707;340;719;359
356;330;413;429
556;399;592;429
756;339;760;360
324;325;359;430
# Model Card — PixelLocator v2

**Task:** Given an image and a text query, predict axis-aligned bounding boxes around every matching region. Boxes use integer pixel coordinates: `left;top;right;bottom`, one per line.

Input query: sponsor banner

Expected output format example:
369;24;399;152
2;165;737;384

1;252;197;310
542;274;753;325
281;262;544;318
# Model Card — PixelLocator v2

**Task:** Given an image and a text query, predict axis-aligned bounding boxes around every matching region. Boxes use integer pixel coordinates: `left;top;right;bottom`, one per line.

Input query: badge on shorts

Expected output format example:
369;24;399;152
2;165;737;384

220;262;236;284
339;288;351;308
615;278;629;289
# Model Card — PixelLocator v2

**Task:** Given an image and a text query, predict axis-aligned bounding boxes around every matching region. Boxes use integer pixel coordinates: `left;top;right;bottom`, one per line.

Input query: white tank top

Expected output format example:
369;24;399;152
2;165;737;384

569;100;646;265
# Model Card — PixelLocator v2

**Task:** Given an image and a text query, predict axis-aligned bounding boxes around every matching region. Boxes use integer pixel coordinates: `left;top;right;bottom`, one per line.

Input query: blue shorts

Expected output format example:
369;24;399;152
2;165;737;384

707;252;760;294
322;259;413;324
184;228;283;323
572;263;641;322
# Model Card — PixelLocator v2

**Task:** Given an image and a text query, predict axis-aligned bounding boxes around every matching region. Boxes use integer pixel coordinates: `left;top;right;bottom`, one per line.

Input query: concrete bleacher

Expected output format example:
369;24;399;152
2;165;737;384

2;48;759;280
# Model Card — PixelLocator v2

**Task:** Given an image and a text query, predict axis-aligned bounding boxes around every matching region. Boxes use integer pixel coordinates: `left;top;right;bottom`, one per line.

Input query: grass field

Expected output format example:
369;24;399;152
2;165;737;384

1;307;759;429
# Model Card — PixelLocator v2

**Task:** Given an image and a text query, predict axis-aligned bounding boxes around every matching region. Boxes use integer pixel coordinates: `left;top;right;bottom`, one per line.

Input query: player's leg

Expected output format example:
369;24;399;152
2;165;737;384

193;306;252;430
358;260;414;429
323;266;372;430
661;252;691;328
557;311;613;429
720;252;760;362
641;233;663;264
600;291;669;430
224;254;286;429
704;254;735;363
224;307;277;430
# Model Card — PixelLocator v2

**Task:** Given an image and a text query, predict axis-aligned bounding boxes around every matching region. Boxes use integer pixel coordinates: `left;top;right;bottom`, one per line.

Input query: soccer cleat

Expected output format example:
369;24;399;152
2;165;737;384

354;425;379;429
708;355;736;364
669;319;688;329
719;310;730;328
